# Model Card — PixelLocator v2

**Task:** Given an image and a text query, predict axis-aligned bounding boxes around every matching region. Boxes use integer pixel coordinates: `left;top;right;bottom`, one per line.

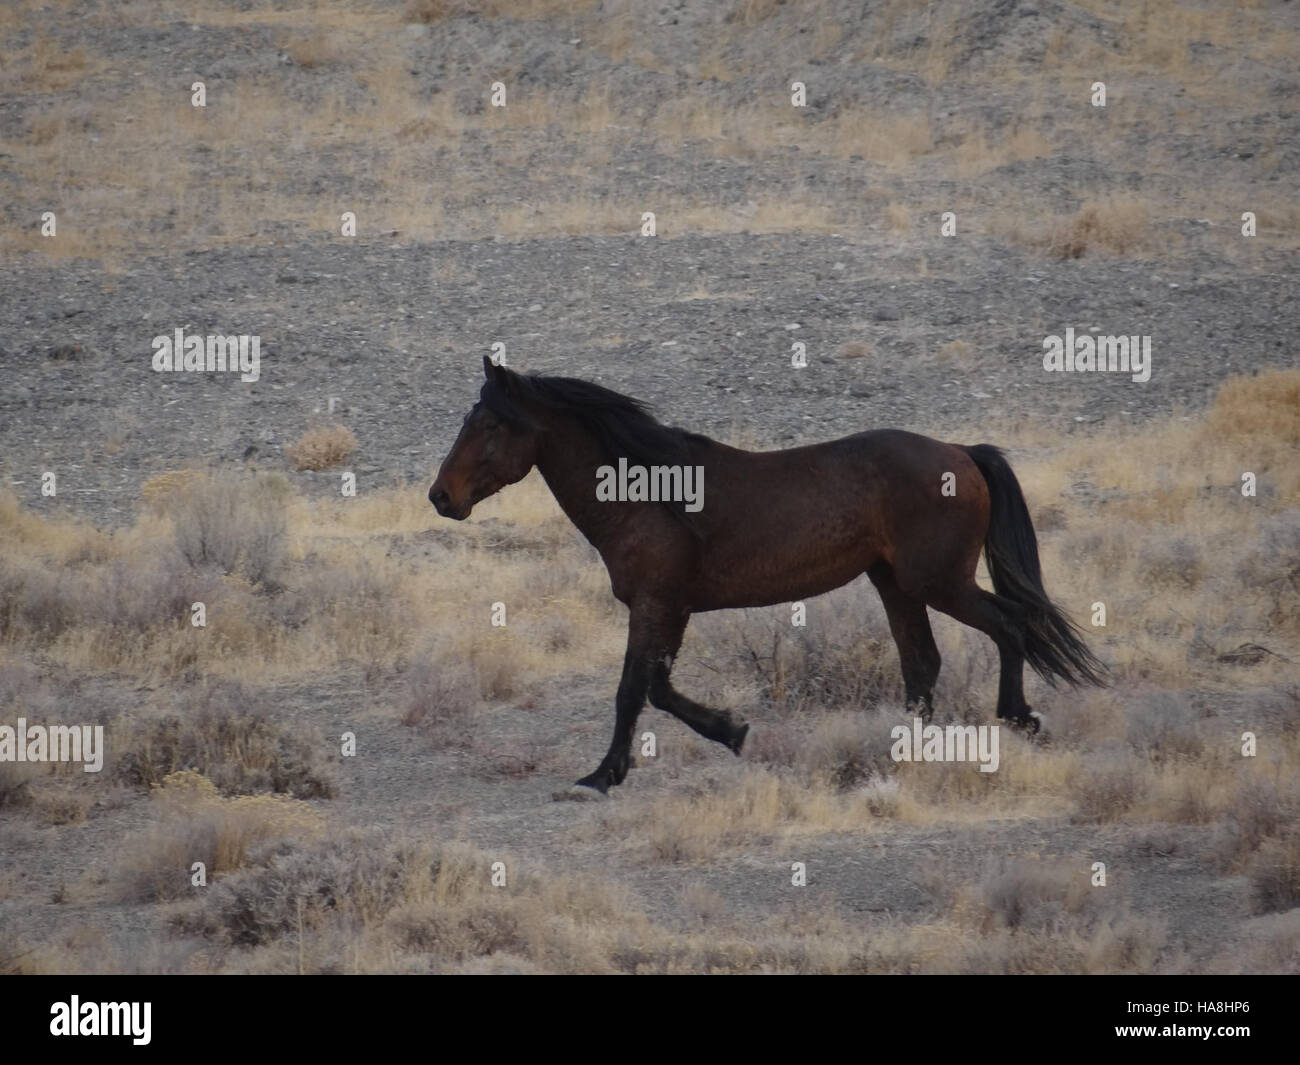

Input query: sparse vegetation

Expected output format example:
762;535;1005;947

113;770;325;903
285;425;358;472
2;0;1296;976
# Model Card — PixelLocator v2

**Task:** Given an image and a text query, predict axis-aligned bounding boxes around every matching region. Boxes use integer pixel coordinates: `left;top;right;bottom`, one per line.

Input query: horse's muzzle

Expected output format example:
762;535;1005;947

429;486;470;520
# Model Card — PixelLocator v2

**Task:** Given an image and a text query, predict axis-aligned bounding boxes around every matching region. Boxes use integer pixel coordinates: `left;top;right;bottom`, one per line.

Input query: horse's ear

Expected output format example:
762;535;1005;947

482;354;510;390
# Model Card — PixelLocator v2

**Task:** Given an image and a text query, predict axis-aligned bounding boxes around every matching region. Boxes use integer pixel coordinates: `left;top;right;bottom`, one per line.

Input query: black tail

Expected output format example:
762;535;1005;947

964;444;1108;688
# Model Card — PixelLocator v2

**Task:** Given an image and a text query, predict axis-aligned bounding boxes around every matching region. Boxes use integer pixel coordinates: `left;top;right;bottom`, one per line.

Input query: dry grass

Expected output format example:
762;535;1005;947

0;465;622;689
2;0;1293;258
112;770;325;903
135;829;1179;973
112;681;336;798
994;198;1153;259
285;425;358;471
171;474;290;585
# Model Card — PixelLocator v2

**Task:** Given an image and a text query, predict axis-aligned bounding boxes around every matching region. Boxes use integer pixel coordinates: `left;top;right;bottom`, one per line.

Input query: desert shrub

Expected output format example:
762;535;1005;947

1233;512;1300;634
116;771;324;902
1212;774;1298;869
0;559;80;639
962;857;1091;932
174;834;551;968
172;476;288;586
176;832;433;948
285;425;357;471
1044;199;1150;258
691;587;897;715
114;681;335;799
799;711;898;791
403;653;478;749
1205;369;1300;448
91;555;211;634
140;470;205;514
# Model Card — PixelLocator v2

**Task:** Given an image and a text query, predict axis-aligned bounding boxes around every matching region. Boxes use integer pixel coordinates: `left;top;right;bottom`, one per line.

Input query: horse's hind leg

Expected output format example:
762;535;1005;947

867;563;941;719
929;582;1038;731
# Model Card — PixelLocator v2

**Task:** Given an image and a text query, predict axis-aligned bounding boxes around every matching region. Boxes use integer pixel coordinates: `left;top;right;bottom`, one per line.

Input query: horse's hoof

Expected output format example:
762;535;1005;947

1013;710;1043;735
553;782;609;802
729;722;750;755
573;771;612;794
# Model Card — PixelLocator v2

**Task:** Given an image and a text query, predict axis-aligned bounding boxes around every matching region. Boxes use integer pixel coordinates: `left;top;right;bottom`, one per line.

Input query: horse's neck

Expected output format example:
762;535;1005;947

533;414;624;547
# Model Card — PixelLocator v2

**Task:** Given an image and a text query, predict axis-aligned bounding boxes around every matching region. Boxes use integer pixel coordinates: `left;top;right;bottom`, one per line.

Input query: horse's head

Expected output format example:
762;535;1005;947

429;357;541;520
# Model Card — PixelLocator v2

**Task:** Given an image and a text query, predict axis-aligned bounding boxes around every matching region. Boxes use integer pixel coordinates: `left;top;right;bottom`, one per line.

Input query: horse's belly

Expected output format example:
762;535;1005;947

695;531;878;610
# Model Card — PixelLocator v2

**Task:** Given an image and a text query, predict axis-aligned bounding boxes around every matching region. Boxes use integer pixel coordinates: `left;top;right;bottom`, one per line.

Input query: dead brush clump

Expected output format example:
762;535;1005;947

402;651;479;749
1135;535;1206;589
1024;199;1151;259
168;474;290;587
0;557;81;641
1211;768;1300;872
174;833;640;973
139;470;205;515
1233;513;1300;636
0;488;111;564
1205;368;1300;451
1124;694;1210;765
798;711;899;792
113;680;336;799
957;856;1093;933
949;912;1169;975
0;542;212;650
114;770;325;903
174;831;435;949
688;587;898;716
294;554;415;674
285;425;357;472
943;856;1168;972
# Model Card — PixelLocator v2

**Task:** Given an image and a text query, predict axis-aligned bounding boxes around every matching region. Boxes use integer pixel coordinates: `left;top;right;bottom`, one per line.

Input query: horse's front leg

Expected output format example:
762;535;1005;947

573;601;671;794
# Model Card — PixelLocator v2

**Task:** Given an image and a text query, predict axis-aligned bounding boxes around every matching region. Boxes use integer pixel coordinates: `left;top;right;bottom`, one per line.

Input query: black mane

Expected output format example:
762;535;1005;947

482;370;710;534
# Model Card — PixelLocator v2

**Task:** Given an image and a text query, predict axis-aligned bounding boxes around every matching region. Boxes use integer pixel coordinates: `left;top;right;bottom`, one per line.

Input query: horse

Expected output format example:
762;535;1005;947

430;357;1106;794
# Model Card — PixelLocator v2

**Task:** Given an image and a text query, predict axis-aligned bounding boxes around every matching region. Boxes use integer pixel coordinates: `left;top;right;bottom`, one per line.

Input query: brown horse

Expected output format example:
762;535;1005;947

430;358;1105;794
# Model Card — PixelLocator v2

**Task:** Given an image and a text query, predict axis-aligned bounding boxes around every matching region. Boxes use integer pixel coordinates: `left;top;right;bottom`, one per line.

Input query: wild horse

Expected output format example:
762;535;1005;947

430;358;1106;794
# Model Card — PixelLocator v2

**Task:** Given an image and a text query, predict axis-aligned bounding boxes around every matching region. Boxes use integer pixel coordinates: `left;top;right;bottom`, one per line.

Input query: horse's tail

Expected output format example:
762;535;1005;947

963;444;1108;688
